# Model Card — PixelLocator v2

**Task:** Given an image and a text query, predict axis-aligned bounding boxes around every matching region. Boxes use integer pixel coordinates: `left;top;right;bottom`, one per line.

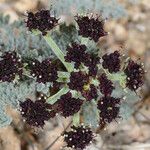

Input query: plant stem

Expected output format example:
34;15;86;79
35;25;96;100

47;86;69;104
57;71;70;79
43;34;73;72
81;37;89;45
73;111;80;126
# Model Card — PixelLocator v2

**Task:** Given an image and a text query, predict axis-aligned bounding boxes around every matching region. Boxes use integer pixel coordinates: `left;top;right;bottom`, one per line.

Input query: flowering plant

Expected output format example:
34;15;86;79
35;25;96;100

0;9;144;149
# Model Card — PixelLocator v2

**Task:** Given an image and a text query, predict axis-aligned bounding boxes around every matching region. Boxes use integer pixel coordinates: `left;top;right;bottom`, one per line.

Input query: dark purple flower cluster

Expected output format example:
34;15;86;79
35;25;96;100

20;98;55;127
82;84;98;101
99;73;114;96
57;92;83;117
102;51;121;73
68;71;89;91
64;125;93;149
0;52;23;82
97;96;121;125
75;15;107;42
20;9;145;133
124;60;144;91
25;10;59;35
65;42;100;77
65;43;89;69
87;54;100;77
29;59;58;83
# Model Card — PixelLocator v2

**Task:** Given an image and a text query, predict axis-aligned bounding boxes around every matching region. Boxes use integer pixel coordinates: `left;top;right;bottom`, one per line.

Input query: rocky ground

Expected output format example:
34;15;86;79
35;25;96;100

0;0;150;150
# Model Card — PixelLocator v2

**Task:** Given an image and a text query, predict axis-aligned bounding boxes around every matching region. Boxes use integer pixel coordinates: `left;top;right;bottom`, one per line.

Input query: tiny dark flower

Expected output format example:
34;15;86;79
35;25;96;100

82;84;98;101
102;51;121;73
98;73;114;96
124;60;144;91
20;98;55;127
36;92;47;100
29;59;58;83
0;52;23;82
64;125;93;149
65;43;89;69
25;9;59;35
68;71;89;91
75;15;107;42
57;92;83;117
50;81;62;95
87;54;100;77
97;96;121;125
36;92;58;118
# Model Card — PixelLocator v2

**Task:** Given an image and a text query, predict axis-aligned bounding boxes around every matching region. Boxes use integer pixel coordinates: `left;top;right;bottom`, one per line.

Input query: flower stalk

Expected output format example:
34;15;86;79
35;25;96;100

81;37;89;45
47;86;69;104
73;111;80;126
43;34;74;72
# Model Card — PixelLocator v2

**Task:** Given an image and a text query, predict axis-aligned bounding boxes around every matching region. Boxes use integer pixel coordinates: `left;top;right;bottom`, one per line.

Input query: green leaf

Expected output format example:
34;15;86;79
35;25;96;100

119;102;134;120
112;82;140;120
0;17;54;60
0;80;37;127
0;108;12;128
106;71;127;88
50;0;127;19
112;82;140;104
81;100;99;129
36;82;51;95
